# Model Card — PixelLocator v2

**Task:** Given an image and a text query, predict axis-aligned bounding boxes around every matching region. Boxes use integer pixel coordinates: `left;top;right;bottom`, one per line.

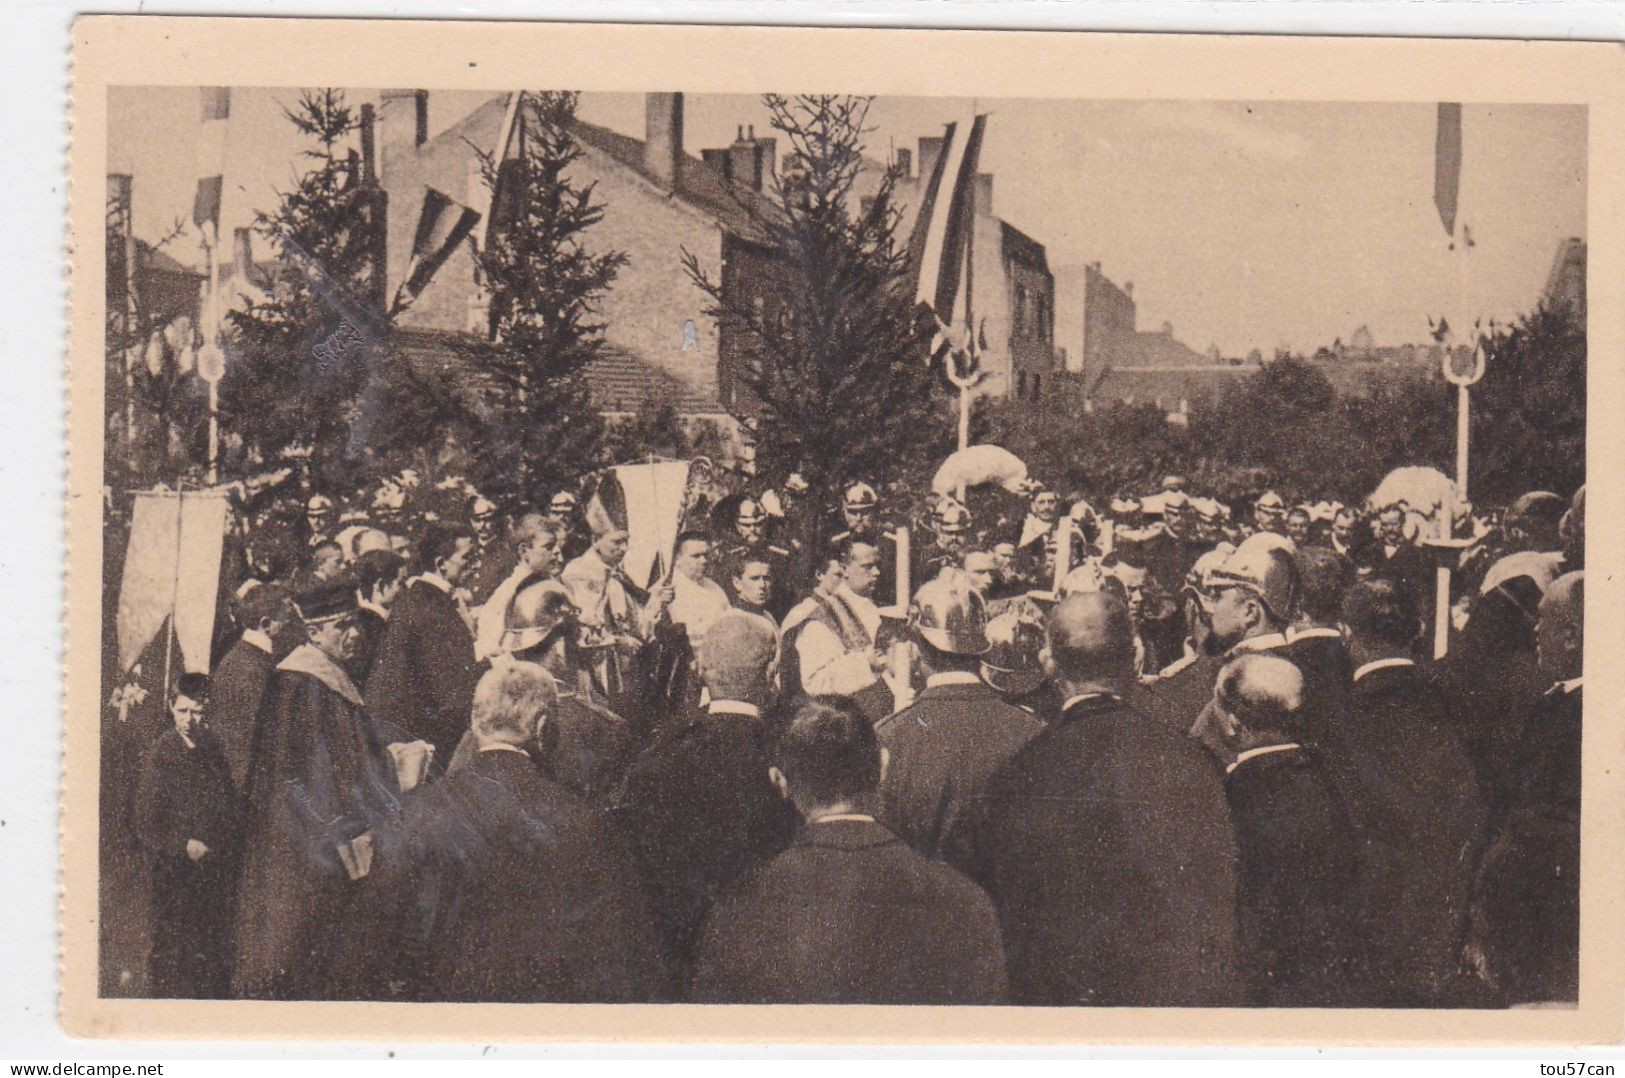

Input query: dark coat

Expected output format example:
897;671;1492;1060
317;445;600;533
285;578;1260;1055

1342;662;1487;1006
345;748;668;1003
209;637;277;791
349;606;389;686
875;677;1045;863
134;726;242;998
690;818;1007;1005
1224;745;1363;1006
232;646;401;1000
365;579;479;767
1472;683;1580;1004
616;705;799;983
955;693;1242;1006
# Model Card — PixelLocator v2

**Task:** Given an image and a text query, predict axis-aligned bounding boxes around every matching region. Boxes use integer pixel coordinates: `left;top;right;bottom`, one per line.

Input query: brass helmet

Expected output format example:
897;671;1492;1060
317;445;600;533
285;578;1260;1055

1202;543;1298;623
981;610;1047;696
501;578;579;655
909;569;990;655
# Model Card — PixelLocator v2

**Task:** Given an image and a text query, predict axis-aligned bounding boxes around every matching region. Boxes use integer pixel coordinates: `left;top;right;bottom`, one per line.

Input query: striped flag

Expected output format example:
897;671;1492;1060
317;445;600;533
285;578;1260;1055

192;88;230;233
1434;102;1462;239
392;188;482;314
908;113;988;365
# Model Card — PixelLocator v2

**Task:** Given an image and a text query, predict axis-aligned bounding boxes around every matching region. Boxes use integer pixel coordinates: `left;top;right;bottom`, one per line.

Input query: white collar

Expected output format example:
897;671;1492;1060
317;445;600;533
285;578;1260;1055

412;572;452;595
707;700;761;718
925;671;982;689
1226;742;1301;774
477;742;531;757
1061;691;1122;713
1287;625;1341;642
357;597;390;622
242;628;273;654
837;583;877;608
1352;657;1415;683
276;642;364;707
809;813;876;825
1231;632;1289;656
1554;677;1583;695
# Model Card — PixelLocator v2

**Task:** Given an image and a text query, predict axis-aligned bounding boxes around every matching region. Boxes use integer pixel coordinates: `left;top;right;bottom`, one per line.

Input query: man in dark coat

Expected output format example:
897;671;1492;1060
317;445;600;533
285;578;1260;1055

350;549;407;685
1470;570;1582;1004
345;662;667;1003
365;523;480;766
1208;654;1362;1006
1339;577;1487;1006
133;673;241;998
233;582;402;1000
956;592;1241;1006
617;612;798;989
208;583;294;791
876;572;1044;863
691;698;1006;1004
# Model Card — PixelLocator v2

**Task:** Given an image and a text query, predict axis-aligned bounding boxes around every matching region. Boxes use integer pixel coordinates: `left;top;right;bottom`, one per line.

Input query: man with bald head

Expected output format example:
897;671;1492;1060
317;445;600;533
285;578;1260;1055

1472;570;1582;1003
954;592;1241;1006
618;612;798;990
1208;654;1361;1005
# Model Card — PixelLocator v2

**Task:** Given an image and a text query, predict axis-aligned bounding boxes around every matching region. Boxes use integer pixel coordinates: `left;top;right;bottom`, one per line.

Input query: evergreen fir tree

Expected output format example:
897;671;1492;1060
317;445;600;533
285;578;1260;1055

462;90;628;502
682;94;950;526
221;89;381;489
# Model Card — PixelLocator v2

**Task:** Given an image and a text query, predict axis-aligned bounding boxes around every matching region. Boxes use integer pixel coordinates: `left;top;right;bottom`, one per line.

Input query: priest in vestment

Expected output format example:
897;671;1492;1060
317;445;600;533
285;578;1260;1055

232;580;401;1001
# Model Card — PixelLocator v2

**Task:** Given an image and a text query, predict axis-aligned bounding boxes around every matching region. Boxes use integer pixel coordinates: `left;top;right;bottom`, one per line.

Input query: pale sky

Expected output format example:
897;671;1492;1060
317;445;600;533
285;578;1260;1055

109;87;1585;357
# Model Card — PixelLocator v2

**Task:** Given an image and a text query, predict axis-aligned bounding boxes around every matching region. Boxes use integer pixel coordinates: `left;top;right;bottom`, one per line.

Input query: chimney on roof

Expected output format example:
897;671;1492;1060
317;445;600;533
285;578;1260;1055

645;93;684;190
974;173;993;216
895;147;912;178
918;136;944;181
379;90;429;179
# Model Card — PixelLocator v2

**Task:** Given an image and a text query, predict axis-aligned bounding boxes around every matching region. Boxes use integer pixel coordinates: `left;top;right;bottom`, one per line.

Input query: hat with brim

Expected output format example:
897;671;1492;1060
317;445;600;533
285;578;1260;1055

294;580;358;624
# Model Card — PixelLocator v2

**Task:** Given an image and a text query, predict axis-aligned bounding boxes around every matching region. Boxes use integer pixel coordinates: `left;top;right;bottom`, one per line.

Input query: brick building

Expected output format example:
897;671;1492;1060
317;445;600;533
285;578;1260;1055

858;141;1057;400
375;90;773;440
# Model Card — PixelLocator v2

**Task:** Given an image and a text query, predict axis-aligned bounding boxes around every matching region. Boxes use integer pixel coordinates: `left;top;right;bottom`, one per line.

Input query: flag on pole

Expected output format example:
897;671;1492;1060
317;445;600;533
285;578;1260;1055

908;113;989;365
192;88;231;233
474;91;526;254
1434;102;1462;239
393;188;482;313
116;490;229;676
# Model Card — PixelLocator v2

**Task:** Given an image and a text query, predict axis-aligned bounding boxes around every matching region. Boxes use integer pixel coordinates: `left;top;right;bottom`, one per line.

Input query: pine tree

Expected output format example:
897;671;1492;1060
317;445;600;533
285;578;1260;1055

682;94;950;526
460;91;628;502
221;89;381;488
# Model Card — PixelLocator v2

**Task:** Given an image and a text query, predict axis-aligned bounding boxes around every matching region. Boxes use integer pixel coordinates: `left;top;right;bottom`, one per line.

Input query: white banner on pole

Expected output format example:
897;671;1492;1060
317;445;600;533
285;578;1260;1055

115;489;228;675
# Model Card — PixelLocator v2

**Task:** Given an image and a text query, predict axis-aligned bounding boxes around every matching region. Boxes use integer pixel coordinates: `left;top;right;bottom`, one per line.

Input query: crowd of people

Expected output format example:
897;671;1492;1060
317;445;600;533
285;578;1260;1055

107;460;1586;1007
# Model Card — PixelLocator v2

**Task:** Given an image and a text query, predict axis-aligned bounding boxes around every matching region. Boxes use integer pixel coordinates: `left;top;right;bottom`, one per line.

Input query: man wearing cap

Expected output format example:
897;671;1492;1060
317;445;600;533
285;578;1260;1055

546;489;591;562
303;494;335;548
234;580;401;1000
876;572;1044;863
713;498;796;622
911;499;973;592
1251;490;1287;538
953;592;1240;1006
366;523;482;766
462;495;514;608
829;482;899;606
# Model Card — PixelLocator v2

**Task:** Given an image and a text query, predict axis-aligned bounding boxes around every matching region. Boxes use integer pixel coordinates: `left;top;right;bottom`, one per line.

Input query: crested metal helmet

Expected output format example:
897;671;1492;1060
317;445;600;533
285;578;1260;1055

1254;490;1286;511
784;472;810;495
548;490;578;513
470;495;498;521
306;494;333;514
501;578;579;655
736;498;767;526
843;482;878;511
1201;543;1298;622
908;569;991;655
981;610;1047;696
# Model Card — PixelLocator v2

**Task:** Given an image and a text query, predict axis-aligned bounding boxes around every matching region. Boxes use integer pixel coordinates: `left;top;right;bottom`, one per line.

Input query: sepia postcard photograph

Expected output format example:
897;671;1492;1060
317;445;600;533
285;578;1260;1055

60;16;1625;1045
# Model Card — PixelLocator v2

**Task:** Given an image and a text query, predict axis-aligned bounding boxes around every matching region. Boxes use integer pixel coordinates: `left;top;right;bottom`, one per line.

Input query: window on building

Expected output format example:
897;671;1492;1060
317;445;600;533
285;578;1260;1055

1017;371;1028;398
682;319;699;351
1033;373;1042;399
